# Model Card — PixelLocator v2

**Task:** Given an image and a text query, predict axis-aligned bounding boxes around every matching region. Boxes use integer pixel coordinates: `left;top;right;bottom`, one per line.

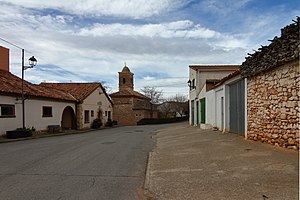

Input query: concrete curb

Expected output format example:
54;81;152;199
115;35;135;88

0;126;120;144
144;151;153;192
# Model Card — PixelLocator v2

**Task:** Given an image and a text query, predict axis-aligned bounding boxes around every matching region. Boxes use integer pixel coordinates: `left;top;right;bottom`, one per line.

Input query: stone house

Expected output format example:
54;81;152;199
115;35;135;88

110;65;157;126
0;46;77;135
188;65;240;128
40;82;113;129
240;18;299;149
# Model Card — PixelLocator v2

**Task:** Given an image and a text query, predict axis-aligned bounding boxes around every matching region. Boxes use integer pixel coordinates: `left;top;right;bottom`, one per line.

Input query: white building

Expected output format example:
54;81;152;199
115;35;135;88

188;65;239;129
0;46;113;136
205;71;247;137
40;83;113;129
0;69;77;135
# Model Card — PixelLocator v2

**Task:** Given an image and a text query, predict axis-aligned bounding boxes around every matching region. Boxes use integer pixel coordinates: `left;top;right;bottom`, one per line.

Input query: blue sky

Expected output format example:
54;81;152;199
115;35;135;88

0;0;299;97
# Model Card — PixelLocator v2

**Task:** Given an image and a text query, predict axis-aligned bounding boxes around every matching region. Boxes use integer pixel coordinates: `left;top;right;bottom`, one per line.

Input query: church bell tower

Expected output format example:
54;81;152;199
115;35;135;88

119;64;134;91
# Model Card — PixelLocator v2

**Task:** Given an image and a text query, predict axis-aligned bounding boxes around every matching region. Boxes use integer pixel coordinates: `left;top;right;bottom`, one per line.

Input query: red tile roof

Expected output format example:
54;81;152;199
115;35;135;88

0;70;76;101
40;83;98;101
40;82;113;104
110;89;149;99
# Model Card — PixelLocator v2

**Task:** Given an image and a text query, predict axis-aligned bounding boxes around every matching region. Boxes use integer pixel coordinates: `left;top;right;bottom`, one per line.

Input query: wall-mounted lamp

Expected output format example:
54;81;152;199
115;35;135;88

22;49;37;129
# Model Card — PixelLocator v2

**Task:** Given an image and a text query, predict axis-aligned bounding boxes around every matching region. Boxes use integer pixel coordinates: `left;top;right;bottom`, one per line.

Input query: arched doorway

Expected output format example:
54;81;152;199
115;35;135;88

61;106;76;130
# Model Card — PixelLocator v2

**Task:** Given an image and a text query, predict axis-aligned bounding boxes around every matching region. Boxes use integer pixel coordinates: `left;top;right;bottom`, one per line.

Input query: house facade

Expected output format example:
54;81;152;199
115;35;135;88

40;83;113;129
0;45;113;135
110;65;156;126
0;51;77;135
240;18;299;149
188;65;240;128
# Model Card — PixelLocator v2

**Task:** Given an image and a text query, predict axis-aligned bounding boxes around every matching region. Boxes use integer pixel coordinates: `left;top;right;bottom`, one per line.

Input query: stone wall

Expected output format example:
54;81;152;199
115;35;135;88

247;60;299;150
76;104;83;129
112;96;154;126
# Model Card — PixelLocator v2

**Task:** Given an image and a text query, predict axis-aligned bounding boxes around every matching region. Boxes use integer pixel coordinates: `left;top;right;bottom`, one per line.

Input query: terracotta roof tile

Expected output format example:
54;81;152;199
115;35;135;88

0;70;76;101
40;82;113;104
110;89;149;99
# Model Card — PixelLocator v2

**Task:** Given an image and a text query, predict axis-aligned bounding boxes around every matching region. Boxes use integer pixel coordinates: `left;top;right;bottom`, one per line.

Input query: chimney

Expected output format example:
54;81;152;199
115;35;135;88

0;46;9;71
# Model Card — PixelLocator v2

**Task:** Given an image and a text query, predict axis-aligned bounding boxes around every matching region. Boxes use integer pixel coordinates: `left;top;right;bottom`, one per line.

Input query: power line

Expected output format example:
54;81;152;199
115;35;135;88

0;37;23;50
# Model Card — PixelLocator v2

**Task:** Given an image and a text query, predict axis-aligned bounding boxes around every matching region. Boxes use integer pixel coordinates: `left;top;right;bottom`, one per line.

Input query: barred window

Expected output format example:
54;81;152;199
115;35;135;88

42;106;52;117
0;104;15;118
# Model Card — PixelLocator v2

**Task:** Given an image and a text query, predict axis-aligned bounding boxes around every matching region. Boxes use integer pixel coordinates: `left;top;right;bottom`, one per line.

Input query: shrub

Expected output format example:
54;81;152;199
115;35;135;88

137;116;188;125
105;118;113;127
91;119;103;129
6;128;32;139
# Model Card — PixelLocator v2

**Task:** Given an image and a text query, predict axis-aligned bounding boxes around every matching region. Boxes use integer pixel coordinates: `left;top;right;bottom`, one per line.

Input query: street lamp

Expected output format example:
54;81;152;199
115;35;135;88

21;49;37;129
187;80;191;90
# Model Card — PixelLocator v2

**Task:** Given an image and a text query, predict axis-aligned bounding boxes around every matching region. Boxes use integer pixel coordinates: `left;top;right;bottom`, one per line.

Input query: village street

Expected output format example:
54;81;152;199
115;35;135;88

0;124;172;200
0;123;298;200
145;122;299;200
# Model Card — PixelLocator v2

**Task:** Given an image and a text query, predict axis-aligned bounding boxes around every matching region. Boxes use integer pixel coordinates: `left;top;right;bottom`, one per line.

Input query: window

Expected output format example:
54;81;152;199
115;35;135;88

84;110;90;123
123;78;126;84
105;111;107;116
0;104;15;118
91;110;94;117
42;106;52;117
192;79;195;89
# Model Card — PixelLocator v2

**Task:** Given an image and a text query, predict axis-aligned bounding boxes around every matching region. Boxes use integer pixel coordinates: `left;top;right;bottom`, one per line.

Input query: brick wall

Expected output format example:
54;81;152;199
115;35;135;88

112;96;153;126
0;46;9;71
247;60;299;150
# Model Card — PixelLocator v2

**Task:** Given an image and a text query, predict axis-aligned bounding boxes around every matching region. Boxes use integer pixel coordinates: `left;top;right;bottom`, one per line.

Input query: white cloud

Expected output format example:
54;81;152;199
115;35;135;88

198;0;253;16
143;76;156;81
77;20;221;39
3;0;191;19
3;0;296;97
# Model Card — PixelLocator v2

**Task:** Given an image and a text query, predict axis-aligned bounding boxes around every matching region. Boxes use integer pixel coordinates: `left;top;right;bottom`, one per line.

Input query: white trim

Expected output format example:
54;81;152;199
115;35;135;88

244;78;248;139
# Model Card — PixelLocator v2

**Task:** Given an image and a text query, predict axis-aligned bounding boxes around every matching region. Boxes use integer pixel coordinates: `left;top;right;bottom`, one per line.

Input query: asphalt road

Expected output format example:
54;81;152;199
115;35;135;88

0;125;169;200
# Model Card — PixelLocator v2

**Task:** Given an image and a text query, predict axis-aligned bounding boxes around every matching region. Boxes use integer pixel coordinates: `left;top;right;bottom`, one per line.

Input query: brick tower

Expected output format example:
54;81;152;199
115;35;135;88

118;64;134;91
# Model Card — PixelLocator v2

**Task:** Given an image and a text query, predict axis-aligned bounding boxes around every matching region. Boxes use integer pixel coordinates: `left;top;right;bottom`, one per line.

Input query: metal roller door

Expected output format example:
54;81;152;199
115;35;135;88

229;79;245;135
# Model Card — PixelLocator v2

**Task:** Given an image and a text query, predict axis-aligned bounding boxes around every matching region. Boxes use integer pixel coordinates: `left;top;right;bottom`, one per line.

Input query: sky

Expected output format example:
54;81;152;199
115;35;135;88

0;0;299;97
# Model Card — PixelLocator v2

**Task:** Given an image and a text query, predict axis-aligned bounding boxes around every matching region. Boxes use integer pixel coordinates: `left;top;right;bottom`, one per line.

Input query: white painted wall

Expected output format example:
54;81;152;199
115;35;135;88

206;90;215;128
81;86;113;128
0;95;75;135
215;88;224;131
188;68;197;125
188;68;238;127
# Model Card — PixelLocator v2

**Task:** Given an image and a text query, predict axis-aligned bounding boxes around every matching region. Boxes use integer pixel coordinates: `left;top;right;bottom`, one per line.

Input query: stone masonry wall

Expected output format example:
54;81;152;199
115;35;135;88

76;104;83;129
247;60;299;150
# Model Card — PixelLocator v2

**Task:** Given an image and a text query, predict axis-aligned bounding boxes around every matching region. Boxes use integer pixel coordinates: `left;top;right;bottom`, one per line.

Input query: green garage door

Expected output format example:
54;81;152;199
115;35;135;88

200;98;206;124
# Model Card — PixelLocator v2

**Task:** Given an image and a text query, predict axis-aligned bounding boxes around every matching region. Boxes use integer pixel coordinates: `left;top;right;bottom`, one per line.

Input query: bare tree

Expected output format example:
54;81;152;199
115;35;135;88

157;101;173;118
159;94;188;118
140;86;163;104
140;86;163;118
167;93;187;103
100;81;113;95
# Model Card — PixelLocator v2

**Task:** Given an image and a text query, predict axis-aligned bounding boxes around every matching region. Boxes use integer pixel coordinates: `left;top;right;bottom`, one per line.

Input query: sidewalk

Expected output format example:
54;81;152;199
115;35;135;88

144;122;299;200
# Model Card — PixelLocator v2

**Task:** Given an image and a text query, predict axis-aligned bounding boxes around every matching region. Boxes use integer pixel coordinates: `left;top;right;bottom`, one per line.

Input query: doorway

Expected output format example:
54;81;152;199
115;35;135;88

61;106;76;129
